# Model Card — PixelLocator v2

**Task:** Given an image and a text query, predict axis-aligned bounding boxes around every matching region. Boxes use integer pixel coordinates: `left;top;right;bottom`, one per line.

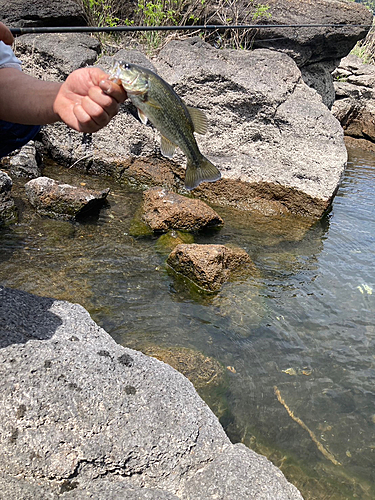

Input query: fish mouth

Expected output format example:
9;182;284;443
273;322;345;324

109;61;147;95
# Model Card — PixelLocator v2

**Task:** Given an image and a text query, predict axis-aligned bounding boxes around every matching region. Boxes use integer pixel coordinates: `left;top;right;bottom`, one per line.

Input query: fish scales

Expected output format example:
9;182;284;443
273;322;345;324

109;61;221;190
133;72;199;163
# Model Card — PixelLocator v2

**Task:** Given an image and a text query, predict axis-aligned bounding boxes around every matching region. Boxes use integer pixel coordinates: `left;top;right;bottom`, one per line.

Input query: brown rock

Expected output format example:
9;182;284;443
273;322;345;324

142;187;223;232
141;345;225;391
166;243;256;292
25;176;109;220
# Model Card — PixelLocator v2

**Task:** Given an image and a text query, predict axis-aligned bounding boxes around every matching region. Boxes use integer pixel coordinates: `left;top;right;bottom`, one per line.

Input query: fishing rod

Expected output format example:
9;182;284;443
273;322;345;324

9;23;374;36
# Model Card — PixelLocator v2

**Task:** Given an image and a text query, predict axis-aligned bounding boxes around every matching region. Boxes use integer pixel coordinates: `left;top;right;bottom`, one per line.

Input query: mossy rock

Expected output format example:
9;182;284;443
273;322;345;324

143;345;225;390
128;211;154;237
155;230;194;253
0;203;18;226
137;343;232;421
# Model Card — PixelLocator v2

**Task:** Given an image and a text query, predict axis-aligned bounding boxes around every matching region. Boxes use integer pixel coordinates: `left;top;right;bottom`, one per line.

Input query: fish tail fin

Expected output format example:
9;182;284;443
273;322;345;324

184;156;221;191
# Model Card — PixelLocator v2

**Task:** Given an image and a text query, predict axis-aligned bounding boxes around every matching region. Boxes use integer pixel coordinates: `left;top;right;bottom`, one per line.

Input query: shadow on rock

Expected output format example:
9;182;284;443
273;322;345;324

0;286;62;348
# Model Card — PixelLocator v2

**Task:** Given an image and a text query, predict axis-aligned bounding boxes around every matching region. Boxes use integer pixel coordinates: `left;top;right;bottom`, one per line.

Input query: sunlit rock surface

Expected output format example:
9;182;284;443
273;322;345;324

333;54;375;146
201;0;372;107
9;142;41;179
141;187;223;233
25;176;110;220
167;243;257;292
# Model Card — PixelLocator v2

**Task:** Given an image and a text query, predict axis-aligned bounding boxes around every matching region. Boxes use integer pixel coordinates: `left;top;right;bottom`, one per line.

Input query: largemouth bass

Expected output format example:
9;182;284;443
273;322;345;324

109;61;221;190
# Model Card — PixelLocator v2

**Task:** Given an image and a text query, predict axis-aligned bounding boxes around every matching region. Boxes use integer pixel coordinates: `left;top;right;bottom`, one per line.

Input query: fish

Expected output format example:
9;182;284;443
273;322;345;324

109;61;221;190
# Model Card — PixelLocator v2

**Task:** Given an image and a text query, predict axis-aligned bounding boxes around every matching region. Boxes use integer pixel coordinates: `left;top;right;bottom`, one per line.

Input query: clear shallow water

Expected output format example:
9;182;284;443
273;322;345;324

1;146;374;499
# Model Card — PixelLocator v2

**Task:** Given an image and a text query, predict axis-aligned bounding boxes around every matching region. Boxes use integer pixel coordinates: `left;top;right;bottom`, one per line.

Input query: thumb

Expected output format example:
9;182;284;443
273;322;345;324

0;22;14;46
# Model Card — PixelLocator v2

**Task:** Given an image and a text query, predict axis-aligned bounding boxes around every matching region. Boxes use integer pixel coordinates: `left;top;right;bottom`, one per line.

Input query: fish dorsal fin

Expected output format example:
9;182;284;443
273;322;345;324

160;134;176;158
137;108;148;125
186;106;208;135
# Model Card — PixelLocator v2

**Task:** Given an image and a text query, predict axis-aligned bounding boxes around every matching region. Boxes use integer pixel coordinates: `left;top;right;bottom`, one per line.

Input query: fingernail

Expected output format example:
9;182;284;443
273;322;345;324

100;80;111;94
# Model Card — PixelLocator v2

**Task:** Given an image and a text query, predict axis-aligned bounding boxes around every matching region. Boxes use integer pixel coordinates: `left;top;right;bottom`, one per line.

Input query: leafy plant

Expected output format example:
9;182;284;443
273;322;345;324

135;0;180;48
81;0;119;27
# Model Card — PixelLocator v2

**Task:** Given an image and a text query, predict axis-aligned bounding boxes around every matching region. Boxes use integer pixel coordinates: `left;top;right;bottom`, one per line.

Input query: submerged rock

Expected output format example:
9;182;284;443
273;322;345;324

142;187;224;233
0;171;17;225
25;176;110;220
155;230;195;253
167;243;256;292
142;345;226;392
139;344;231;426
0;286;303;499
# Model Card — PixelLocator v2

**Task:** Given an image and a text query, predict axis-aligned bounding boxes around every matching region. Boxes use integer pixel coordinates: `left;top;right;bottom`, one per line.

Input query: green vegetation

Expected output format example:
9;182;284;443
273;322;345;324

351;40;374;63
81;0;120;27
79;0;271;50
354;0;375;13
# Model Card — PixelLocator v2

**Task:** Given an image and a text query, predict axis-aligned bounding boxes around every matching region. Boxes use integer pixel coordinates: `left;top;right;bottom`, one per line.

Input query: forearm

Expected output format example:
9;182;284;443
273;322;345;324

0;68;61;125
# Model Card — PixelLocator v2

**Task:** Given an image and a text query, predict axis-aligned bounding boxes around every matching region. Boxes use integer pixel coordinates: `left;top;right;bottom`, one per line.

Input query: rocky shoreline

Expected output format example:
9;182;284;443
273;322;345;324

0;285;303;499
1;0;375;498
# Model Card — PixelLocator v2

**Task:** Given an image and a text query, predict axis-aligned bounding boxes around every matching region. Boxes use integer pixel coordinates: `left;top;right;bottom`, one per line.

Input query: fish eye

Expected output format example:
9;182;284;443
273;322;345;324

125;63;130;70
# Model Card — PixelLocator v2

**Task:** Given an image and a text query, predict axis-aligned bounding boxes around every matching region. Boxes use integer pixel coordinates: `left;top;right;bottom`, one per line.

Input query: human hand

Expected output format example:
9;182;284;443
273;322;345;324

53;67;127;133
0;22;14;45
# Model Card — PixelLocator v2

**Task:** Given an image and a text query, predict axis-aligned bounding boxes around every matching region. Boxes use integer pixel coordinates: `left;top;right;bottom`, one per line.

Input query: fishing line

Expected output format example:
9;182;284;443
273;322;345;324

9;23;375;36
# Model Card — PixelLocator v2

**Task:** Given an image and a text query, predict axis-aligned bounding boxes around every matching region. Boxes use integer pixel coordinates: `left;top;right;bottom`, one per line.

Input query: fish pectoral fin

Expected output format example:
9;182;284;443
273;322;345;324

137;108;148;125
184;156;221;190
145;96;162;109
160;135;177;158
186;106;208;135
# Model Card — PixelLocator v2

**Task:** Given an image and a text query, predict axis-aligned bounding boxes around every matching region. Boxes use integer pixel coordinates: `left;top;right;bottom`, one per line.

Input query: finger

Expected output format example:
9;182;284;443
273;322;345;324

73;103;103;133
99;79;127;104
83;94;113;126
0;22;14;45
87;85;119;118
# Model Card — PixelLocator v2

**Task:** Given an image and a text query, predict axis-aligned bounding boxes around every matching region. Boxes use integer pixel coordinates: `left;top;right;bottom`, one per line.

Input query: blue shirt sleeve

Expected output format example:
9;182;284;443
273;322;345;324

0;41;21;70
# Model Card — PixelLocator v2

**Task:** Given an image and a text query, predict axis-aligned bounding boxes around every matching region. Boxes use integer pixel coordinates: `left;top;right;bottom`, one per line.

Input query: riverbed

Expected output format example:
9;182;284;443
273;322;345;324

0;145;374;499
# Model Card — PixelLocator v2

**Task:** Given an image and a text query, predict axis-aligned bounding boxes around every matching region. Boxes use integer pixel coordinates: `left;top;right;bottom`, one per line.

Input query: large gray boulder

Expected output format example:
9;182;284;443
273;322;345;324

36;38;347;219
0;0;86;28
202;0;372;107
14;33;101;81
248;0;371;66
332;54;375;145
0;286;304;499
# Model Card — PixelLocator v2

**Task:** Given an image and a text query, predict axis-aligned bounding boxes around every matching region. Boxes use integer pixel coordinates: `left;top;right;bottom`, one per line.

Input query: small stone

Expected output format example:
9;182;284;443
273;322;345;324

141;187;224;233
167;243;257;292
0;170;17;225
24;176;110;220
